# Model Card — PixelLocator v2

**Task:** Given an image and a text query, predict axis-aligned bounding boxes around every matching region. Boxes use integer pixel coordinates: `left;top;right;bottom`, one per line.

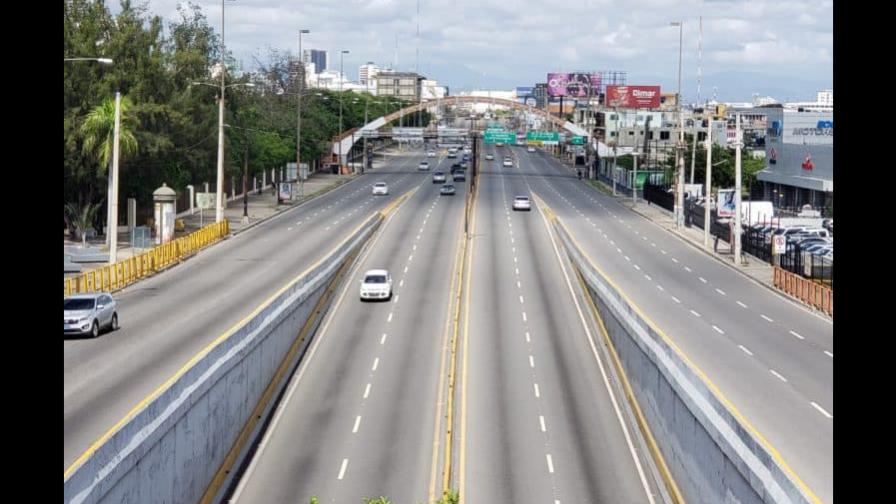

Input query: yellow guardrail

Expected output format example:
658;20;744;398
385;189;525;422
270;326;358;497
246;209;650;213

64;220;230;297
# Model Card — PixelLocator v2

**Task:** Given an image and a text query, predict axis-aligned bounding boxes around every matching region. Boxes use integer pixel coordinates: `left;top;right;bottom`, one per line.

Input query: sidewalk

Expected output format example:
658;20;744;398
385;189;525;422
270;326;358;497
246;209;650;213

64;153;396;278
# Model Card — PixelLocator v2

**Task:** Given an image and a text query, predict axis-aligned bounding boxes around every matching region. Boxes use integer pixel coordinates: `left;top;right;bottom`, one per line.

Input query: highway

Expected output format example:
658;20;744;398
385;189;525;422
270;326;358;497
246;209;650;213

461;144;659;503
230;151;466;503
506;144;833;502
63;147;432;470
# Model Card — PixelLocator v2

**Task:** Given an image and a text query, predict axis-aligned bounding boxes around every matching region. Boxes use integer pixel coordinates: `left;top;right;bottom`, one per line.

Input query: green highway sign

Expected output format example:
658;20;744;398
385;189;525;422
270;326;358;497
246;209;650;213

526;131;560;142
570;136;586;145
484;130;517;144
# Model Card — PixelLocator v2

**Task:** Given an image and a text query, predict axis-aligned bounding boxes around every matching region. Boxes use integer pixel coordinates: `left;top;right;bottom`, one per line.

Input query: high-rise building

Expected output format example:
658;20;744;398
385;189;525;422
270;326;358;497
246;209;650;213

359;62;380;89
817;89;833;107
303;49;328;74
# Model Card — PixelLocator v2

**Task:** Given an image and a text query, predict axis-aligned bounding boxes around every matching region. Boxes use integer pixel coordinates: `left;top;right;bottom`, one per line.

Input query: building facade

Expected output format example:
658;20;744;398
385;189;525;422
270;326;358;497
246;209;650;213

359;62;379;87
376;72;426;101
303;49;328;74
756;106;833;213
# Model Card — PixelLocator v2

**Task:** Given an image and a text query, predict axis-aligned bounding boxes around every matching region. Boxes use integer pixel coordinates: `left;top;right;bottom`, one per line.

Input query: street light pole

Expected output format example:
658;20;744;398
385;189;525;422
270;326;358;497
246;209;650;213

672;20;685;228
297;29;309;190
734;113;743;265
215;0;227;223
704;119;713;249
338;49;349;172
109;91;121;263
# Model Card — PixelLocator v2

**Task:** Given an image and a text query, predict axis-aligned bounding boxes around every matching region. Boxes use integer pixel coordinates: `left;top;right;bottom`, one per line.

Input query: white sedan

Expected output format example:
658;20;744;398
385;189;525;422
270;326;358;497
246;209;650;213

485;154;494;160
427;151;436;158
512;195;532;211
372;182;389;195
360;269;393;301
527;146;536;153
418;161;430;170
503;158;513;168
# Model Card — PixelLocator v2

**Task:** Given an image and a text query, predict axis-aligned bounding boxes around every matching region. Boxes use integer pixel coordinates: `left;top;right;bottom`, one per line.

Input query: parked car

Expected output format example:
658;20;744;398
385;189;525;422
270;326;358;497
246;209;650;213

64;293;119;338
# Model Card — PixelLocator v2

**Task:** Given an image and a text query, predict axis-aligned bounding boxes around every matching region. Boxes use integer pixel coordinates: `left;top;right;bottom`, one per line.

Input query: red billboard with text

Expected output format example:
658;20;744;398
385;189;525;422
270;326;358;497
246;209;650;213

606;85;661;109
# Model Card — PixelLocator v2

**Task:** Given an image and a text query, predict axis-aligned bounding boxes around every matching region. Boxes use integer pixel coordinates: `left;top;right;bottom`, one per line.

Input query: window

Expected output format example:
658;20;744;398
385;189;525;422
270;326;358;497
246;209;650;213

610;131;616;137
659;131;670;140
628;131;635;136
697;132;707;141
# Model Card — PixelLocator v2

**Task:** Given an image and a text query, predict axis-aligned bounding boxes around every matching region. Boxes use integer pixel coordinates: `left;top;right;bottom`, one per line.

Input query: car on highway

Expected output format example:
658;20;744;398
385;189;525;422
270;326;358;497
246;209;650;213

427;151;436;157
64;293;119;338
447;150;457;159
496;142;504;147
432;171;447;183
418;161;430;170
503;157;513;168
512;195;531;211
453;170;466;182
527;146;536;153
463;147;471;154
485;154;494;160
360;269;393;301
372;182;389;195
440;184;456;195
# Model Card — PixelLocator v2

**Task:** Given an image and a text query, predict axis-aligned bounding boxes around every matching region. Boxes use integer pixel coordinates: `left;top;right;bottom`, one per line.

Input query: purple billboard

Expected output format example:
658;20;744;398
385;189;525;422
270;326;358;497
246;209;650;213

546;73;602;97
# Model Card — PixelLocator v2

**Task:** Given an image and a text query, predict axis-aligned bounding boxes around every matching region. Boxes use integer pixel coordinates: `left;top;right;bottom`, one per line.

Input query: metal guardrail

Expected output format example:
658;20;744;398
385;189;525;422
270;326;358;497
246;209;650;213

64;221;230;297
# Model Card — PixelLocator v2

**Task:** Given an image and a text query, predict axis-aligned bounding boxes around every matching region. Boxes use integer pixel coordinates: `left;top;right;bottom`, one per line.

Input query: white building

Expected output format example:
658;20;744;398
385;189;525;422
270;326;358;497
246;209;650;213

421;79;447;100
459;90;516;113
359;62;380;87
784;89;833;112
817;89;833;107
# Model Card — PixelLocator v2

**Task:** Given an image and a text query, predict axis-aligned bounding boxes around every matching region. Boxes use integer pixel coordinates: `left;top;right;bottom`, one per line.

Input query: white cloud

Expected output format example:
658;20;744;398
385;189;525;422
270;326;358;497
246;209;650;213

121;0;832;98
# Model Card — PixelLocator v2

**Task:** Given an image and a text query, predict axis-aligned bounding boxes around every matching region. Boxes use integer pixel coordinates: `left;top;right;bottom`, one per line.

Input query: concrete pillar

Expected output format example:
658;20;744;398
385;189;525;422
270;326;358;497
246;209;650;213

262;171;266;190
253;177;257;193
205;182;209;193
231;177;236;200
187;185;195;214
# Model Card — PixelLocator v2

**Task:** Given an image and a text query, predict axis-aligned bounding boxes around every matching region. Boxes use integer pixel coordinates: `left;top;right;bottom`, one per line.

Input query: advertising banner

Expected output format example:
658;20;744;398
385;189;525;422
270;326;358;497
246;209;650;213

546;73;602;97
717;189;736;218
606;85;662;109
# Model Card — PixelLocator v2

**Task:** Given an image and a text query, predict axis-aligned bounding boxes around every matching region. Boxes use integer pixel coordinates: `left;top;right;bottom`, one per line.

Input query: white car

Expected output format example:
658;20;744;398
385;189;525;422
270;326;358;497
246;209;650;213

64;293;119;338
503;158;513;168
418;161;430;170
463;147;471;154
427;151;436;158
372;182;389;195
485;154;494;160
432;171;447;183
527;146;536;153
512;195;531;211
360;269;393;301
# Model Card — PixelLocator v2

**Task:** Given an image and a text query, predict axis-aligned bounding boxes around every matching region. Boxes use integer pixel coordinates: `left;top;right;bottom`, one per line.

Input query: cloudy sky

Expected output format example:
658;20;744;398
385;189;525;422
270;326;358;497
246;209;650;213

135;0;833;102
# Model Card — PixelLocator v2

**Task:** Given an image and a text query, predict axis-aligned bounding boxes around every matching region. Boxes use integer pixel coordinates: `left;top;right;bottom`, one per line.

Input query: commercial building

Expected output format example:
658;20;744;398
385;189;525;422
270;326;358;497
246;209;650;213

756;106;833;213
375;71;426;101
302;49;328;74
359;62;379;87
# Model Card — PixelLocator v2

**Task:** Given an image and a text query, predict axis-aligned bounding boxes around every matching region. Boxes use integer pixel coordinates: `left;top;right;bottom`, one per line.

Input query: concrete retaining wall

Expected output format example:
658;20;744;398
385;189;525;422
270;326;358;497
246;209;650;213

552;219;813;504
64;215;382;504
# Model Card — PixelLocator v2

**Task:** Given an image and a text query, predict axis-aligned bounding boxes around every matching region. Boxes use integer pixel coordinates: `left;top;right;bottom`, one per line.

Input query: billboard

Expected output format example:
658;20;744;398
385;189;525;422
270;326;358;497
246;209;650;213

546;73;602;97
606;85;661;109
717;189;736;218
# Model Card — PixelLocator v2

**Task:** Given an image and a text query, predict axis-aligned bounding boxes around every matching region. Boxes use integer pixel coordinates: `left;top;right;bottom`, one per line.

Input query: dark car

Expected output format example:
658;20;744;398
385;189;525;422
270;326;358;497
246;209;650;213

450;163;463;174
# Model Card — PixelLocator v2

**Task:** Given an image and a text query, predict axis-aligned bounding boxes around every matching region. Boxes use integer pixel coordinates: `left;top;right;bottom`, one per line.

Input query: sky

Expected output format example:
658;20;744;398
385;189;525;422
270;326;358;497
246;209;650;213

127;0;833;103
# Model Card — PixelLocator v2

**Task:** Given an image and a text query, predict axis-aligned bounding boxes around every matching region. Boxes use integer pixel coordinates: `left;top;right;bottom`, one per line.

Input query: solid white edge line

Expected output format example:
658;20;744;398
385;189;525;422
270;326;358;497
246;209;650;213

536;201;656;504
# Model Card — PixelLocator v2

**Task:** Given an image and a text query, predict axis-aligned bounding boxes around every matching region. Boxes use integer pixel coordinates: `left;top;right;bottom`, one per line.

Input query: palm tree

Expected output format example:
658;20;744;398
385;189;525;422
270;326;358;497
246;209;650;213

80;95;138;244
64;202;102;248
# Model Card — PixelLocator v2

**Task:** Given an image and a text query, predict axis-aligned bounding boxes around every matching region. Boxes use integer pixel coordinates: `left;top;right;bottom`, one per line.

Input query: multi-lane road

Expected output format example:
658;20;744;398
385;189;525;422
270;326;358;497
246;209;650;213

64;148;430;469
65;140;832;503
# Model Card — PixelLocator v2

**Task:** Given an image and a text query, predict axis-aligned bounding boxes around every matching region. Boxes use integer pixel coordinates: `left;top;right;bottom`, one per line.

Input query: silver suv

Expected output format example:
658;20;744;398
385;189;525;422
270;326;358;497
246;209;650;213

64;293;119;338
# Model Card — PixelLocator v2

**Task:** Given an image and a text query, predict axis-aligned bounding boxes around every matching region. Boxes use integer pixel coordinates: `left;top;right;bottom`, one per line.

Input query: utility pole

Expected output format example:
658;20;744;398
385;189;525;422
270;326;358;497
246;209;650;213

704;117;713;250
734;113;743;265
109;91;121;263
672;20;685;228
296;29;309;193
215;0;227;223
